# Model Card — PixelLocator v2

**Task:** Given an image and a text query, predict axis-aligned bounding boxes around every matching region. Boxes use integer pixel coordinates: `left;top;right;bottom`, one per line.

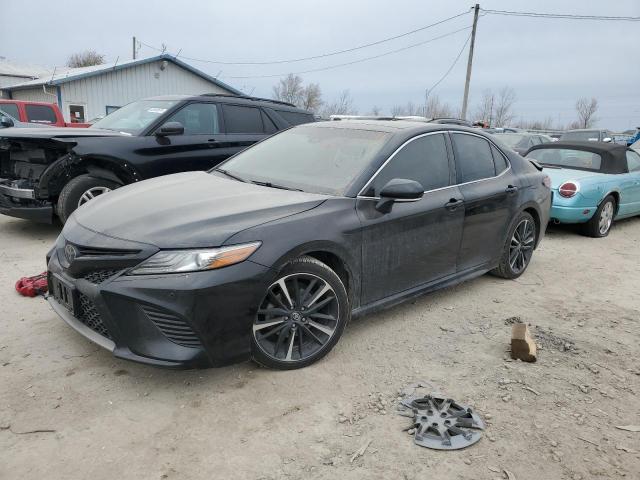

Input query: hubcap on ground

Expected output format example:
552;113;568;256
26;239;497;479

253;273;339;362
509;218;535;274
599;201;614;235
78;186;112;207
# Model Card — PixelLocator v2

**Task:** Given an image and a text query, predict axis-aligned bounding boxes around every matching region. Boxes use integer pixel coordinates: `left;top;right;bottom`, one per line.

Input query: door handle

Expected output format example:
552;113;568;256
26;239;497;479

445;198;464;211
505;185;518;194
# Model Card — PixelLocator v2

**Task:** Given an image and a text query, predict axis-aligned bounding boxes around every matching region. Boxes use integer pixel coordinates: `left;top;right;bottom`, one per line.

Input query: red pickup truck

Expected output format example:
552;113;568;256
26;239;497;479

0;100;90;128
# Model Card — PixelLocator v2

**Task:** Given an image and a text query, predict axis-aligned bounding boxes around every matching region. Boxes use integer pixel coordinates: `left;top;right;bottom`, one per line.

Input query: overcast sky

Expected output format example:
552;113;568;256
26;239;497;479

2;0;638;130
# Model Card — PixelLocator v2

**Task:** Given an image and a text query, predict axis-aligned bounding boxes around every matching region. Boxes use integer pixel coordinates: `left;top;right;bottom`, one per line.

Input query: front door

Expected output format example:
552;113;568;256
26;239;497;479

619;149;640;216
140;102;231;177
451;132;520;271
357;132;465;305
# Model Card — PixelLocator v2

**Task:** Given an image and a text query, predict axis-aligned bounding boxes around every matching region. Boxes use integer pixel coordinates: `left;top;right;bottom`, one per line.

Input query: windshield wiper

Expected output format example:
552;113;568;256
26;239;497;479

250;180;303;192
213;168;247;183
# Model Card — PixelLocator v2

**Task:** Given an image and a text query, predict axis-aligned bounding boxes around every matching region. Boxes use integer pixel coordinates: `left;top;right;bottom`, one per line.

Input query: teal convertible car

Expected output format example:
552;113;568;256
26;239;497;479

525;142;640;237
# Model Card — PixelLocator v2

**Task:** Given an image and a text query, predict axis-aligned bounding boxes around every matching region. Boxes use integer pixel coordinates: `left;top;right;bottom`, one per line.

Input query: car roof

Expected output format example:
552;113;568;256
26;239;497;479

308;119;480;134
145;94;311;113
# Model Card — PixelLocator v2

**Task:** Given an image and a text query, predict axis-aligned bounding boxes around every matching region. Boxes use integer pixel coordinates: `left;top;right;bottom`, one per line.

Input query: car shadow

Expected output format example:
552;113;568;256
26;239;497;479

1;217;62;240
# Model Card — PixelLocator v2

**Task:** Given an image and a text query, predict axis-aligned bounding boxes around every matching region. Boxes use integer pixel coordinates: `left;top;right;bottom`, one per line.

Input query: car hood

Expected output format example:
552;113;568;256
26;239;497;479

71;171;329;248
542;167;600;189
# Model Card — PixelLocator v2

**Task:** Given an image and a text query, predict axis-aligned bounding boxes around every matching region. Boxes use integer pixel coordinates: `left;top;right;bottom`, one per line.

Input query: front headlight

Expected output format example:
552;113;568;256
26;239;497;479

128;242;261;275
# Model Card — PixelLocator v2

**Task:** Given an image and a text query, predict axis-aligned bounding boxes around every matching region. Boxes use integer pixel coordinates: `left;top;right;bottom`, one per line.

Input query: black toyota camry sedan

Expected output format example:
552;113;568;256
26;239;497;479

46;120;551;370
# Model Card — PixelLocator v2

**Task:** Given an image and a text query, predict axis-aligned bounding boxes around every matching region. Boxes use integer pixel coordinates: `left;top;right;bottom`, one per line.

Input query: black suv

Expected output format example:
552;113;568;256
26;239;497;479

0;94;314;223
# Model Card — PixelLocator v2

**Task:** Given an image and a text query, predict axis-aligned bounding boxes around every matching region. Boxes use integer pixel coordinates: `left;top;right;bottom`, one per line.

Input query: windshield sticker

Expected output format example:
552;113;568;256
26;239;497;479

147;108;167;114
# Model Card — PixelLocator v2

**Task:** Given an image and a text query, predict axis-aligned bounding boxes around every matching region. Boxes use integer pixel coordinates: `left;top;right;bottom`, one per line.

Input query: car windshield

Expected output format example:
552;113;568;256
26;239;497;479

91;100;179;134
560;131;600;142
632;140;640;152
215;125;391;196
497;133;530;149
526;148;602;171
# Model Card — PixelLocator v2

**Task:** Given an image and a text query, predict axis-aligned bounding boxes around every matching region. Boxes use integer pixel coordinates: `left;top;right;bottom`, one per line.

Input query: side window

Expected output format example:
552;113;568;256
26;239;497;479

164;103;219;135
275;110;315;126
452;133;496;183
222;104;264;134
261;111;278;134
627;150;640;172
25;104;57;124
0;103;20;119
490;144;509;174
365;134;450;197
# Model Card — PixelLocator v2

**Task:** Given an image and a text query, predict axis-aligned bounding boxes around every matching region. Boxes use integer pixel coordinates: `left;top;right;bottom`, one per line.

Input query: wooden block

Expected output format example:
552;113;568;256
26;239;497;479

511;323;537;362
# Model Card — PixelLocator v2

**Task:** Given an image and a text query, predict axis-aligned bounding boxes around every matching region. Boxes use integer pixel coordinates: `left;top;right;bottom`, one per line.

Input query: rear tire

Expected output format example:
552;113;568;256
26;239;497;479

251;256;350;370
582;195;615;238
56;174;119;223
491;211;537;279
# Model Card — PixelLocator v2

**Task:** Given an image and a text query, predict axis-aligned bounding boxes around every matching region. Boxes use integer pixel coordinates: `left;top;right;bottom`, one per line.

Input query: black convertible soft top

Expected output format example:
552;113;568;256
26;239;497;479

526;141;631;174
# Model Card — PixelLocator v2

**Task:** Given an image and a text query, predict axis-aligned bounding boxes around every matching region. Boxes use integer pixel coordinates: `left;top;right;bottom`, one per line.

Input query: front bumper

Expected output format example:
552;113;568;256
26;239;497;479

0;179;53;222
47;241;273;369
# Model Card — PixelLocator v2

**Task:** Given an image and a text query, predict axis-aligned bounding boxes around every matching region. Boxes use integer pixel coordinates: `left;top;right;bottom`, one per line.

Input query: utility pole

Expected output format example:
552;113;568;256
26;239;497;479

461;4;480;120
132;36;137;60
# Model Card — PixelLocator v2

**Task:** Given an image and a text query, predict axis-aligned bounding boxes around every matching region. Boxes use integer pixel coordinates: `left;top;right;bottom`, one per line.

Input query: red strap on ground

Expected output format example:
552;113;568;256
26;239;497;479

15;272;49;297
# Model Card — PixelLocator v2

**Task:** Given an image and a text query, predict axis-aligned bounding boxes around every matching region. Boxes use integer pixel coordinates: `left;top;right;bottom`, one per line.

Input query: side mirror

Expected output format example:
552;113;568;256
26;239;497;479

376;178;424;212
155;121;184;136
0;116;14;128
602;137;612;143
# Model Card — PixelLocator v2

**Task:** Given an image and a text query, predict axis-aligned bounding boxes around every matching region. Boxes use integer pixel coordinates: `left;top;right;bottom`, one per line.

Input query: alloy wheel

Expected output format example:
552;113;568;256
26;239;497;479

253;273;340;363
78;186;112;207
598;201;614;235
509;218;535;274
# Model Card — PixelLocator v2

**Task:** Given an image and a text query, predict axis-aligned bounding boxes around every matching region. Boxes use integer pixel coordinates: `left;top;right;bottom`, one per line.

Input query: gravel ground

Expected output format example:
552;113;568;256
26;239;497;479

1;214;639;480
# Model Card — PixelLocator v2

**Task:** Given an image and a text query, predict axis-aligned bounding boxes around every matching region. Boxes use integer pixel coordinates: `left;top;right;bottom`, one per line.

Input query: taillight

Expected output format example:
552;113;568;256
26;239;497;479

558;181;579;198
542;175;551;189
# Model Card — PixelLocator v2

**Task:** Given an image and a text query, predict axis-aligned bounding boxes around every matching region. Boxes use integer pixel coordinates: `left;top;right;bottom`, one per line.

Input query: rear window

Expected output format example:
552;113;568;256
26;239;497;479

560;131;600;142
223;105;264;134
526;148;602;171
25;104;57;124
452;133;496;183
0;103;19;119
275;110;315;126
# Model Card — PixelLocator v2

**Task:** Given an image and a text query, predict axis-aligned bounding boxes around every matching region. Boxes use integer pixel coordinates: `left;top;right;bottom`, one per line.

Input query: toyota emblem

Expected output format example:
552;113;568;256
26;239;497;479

64;244;78;263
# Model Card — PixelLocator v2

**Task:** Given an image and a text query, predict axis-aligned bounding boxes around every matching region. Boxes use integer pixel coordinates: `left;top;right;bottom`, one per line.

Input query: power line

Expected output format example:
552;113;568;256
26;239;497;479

220;26;472;79
427;32;472;94
481;8;640;21
138;10;470;65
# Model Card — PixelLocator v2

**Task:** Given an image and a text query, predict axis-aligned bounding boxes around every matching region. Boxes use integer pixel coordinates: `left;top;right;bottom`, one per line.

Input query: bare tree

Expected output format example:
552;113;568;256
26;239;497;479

321;90;356;117
369;105;382;116
473;89;495;125
66;50;105;68
493;87;517;127
299;82;322;112
272;74;305;105
425;95;452;118
272;74;323;113
575;97;598;128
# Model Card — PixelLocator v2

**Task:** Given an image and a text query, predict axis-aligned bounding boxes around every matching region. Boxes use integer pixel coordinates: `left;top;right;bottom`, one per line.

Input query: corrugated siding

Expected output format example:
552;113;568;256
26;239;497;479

59;61;231;122
9;87;59;103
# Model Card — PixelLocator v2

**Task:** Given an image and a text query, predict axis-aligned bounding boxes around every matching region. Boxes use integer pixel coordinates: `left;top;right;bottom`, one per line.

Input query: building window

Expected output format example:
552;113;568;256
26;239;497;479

106;105;121;115
69;105;86;123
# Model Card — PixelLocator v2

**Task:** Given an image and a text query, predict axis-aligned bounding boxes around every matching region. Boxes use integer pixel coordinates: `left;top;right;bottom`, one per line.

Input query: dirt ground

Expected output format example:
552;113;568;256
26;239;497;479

1;214;639;480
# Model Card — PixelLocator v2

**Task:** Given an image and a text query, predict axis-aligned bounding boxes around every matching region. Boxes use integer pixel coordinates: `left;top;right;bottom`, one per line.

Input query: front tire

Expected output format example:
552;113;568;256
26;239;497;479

582;195;615;238
56;174;119;223
251;256;350;370
492;212;537;279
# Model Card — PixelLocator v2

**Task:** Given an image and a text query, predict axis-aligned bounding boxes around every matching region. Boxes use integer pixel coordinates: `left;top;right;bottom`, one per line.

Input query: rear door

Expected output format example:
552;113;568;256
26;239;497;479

357;132;464;304
218;104;274;157
451;132;520;271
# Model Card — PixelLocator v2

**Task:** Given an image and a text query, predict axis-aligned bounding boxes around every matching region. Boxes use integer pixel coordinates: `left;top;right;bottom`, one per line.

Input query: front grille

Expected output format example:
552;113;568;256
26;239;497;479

83;269;120;284
141;305;202;348
78;294;112;339
76;246;140;256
